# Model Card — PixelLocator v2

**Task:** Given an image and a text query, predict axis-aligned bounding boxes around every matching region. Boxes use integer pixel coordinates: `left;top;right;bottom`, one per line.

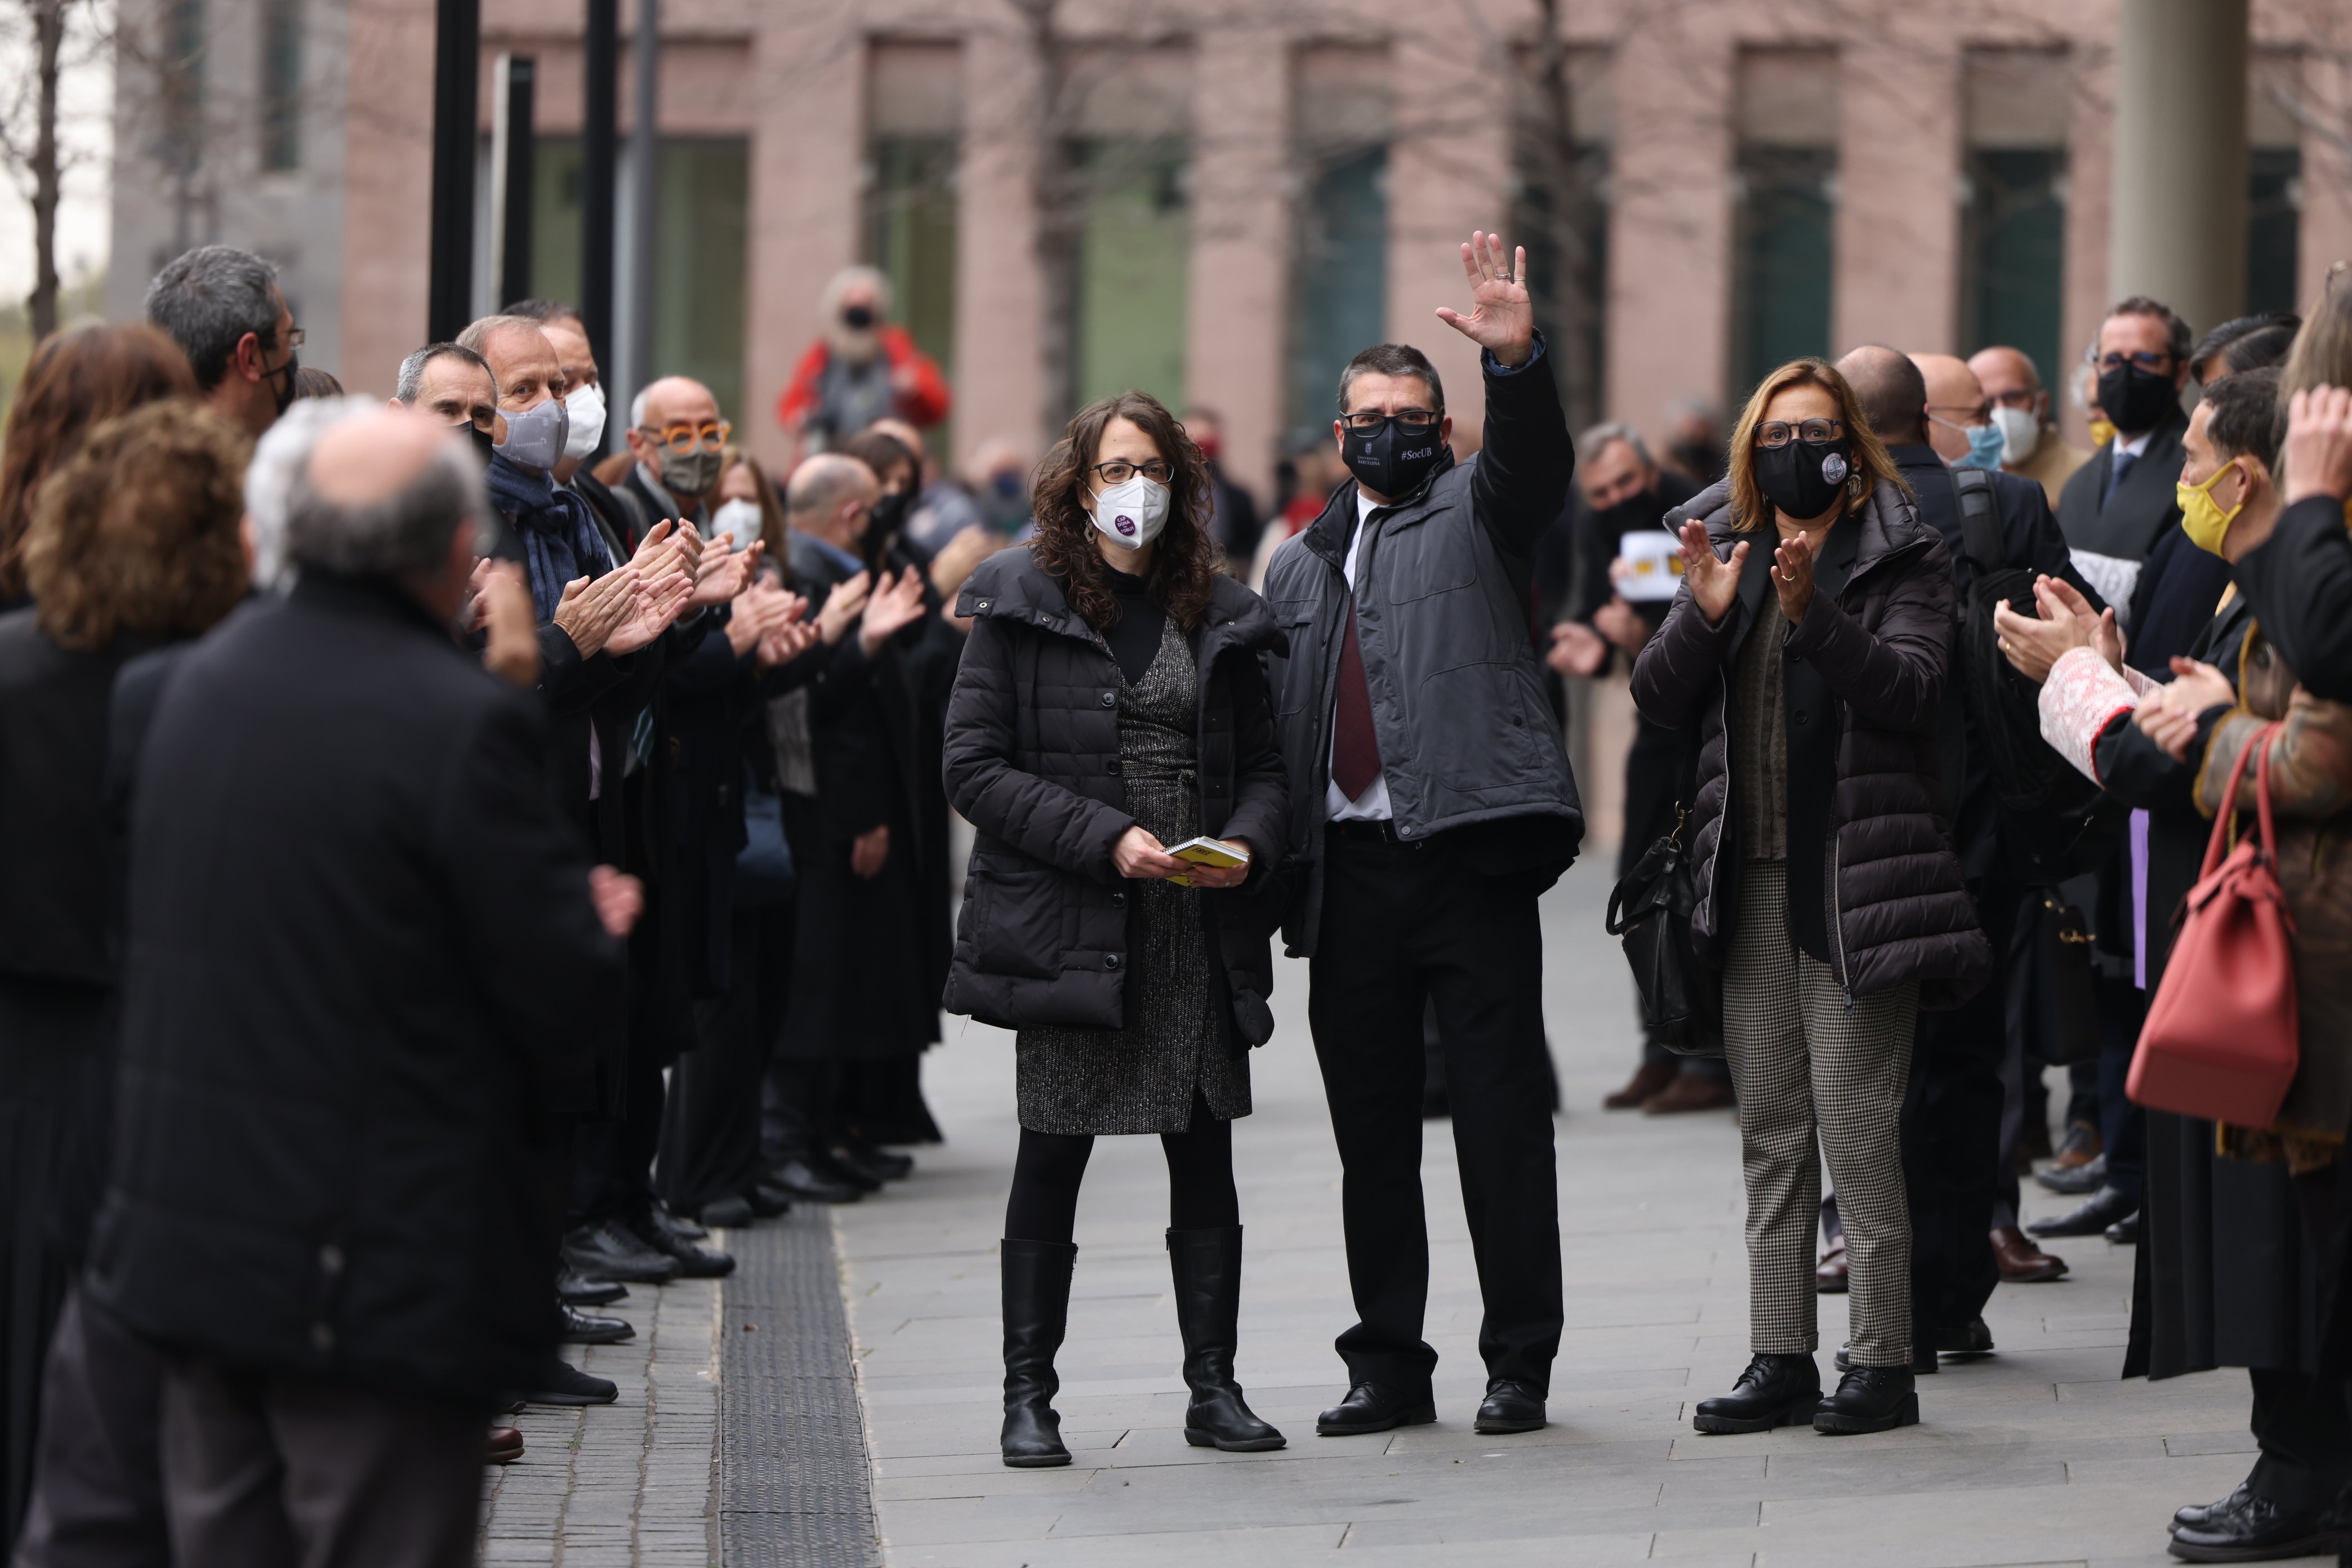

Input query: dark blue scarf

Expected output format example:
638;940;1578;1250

484;454;613;622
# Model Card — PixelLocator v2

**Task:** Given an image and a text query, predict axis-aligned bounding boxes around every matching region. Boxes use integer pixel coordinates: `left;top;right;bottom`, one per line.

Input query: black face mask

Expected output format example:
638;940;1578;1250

867;489;910;543
1752;438;1852;522
1342;417;1445;500
269;351;301;417
2096;361;2180;437
1594;485;1667;531
841;304;876;330
455;420;496;464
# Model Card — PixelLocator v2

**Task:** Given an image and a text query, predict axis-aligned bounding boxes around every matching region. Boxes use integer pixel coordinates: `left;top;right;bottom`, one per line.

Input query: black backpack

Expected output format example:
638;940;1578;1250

1604;808;1723;1057
1949;467;2123;884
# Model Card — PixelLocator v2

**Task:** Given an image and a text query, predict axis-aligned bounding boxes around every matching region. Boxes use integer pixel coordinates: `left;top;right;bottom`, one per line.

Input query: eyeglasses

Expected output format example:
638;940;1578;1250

1986;388;2039;411
1092;458;1174;485
639;420;732;455
2090;350;2174;373
1928;402;1992;426
1753;418;1843;448
275;324;307;350
1340;409;1443;433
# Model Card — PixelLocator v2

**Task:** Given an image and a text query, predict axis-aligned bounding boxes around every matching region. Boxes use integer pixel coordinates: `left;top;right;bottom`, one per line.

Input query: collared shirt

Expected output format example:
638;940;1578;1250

801;532;866;580
1325;487;1394;823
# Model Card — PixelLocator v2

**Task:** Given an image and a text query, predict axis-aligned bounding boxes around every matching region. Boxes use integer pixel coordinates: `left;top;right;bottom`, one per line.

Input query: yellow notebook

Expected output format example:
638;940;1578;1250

1165;836;1249;887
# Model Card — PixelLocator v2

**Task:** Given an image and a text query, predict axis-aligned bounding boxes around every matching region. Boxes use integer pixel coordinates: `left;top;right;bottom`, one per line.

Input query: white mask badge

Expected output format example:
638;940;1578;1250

1088;475;1170;551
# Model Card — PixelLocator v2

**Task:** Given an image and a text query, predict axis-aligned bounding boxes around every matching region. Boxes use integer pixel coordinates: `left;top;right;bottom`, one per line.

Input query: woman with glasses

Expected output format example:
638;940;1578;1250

1631;358;1989;1438
942;390;1290;1469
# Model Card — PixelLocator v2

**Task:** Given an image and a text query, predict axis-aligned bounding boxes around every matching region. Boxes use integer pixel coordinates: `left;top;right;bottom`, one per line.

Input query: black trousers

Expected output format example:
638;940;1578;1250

12;1289;167;1568
1902;880;2021;1341
1308;830;1562;1395
2246;1366;2352;1513
569;1046;663;1228
658;905;793;1217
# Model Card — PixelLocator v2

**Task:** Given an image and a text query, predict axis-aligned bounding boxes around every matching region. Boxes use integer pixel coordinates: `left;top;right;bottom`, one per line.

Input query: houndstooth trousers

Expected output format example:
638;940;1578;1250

1721;861;1919;1367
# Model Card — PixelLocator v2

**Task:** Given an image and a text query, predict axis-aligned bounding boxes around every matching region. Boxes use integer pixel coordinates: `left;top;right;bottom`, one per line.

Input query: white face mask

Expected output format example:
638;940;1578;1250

1990;404;2041;467
1088;475;1170;551
712;498;763;550
563;381;607;460
495;395;569;472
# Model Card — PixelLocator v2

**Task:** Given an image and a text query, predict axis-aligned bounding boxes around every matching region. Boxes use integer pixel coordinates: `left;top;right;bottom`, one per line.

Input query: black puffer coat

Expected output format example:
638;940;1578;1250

1630;477;1990;1008
942;548;1288;1043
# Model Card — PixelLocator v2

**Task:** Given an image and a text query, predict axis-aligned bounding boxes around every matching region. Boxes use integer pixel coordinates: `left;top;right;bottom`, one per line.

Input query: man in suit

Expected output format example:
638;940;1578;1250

2055;298;2194;618
88;408;635;1567
1262;233;1582;1438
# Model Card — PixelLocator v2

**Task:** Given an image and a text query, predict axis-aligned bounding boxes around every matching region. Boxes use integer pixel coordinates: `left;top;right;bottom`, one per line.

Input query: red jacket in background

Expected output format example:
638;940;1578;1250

774;325;951;433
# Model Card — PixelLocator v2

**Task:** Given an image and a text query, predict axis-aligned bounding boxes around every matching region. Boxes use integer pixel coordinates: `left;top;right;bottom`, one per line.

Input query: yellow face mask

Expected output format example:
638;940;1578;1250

2177;459;2247;556
2089;417;2117;448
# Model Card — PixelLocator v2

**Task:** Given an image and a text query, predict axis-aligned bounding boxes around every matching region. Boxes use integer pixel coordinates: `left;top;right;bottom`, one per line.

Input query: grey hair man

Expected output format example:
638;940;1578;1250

246;394;383;591
1966;345;2090;507
144;245;300;438
284;409;491;595
393;343;499;450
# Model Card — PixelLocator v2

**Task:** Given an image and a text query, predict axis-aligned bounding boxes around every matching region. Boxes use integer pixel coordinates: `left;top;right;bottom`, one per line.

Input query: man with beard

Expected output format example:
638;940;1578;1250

1542;423;1728;1115
775;266;951;457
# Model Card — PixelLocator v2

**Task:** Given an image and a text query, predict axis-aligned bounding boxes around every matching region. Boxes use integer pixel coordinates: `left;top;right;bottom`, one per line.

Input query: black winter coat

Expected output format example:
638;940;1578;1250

942;550;1288;1043
90;576;624;1404
1631;477;1991;1008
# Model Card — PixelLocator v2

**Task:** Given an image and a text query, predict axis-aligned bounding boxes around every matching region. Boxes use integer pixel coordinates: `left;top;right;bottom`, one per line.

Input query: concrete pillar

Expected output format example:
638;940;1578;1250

2110;0;2248;334
950;28;1046;471
1182;28;1289;501
1386;34;1508;434
2059;46;2117;449
1833;32;1961;355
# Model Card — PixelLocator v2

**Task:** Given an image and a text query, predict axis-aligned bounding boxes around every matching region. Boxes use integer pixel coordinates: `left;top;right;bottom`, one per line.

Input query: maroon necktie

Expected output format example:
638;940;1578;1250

1331;592;1382;800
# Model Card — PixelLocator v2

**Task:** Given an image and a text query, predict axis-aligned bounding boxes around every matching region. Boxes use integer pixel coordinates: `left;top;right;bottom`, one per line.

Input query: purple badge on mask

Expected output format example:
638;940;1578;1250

1115;514;1137;536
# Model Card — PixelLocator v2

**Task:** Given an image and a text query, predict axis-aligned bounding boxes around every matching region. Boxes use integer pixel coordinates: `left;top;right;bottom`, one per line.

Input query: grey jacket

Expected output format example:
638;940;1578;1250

1262;341;1583;956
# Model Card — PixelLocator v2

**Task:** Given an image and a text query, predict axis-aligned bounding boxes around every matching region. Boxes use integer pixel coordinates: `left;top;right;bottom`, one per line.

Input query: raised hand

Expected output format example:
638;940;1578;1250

1678;519;1744;626
553;569;638;658
1433;230;1534;369
725;581;785;657
858;567;929;654
691;534;759;608
2282;384;2352;515
816;571;872;645
475;560;539;688
1771;531;1817;625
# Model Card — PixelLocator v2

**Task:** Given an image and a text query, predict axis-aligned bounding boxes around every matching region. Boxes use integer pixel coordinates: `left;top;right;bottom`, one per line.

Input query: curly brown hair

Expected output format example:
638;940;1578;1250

0;322;197;601
24;400;251;652
1029;390;1218;634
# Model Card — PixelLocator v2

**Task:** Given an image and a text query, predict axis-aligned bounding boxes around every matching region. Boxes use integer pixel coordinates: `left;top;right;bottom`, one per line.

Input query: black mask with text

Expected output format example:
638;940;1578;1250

1341;418;1444;500
1753;438;1852;522
2096;362;2179;437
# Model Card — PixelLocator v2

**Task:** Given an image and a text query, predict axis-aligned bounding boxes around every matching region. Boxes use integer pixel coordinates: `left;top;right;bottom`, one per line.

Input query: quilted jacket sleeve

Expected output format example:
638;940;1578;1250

1629;578;1740;729
1787;534;1952;736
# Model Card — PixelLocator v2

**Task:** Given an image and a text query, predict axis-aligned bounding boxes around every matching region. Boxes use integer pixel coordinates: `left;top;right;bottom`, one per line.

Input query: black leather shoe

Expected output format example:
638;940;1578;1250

1473;1379;1546;1435
2027;1186;2137;1239
743;1183;792;1219
1166;1227;1285;1451
814;1151;882;1194
2106;1211;2142;1245
626;1208;734;1278
564;1219;681;1284
557;1264;626;1307
699;1195;756;1230
1936;1317;1994;1357
1001;1238;1077;1468
1814;1365;1918;1435
836;1140;915;1182
648;1203;707;1242
2037;1152;2108;1195
1315;1382;1436;1437
765;1158;863;1204
2166;1491;2338;1561
1694;1354;1820;1435
2173;1483;2252;1532
1835;1342;1938;1374
558;1304;634;1345
525;1358;618;1406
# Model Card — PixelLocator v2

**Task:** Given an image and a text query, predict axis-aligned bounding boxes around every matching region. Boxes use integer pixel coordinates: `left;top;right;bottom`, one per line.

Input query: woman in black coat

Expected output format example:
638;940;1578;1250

943;390;1289;1469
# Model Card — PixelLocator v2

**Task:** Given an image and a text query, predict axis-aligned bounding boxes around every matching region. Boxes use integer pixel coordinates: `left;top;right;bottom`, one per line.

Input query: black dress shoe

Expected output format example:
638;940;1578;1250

2036;1153;2108;1196
2027;1186;2138;1239
525;1358;618;1406
625;1208;734;1278
2106;1211;2142;1245
815;1151;883;1194
557;1264;627;1307
1814;1365;1918;1435
1835;1342;1938;1374
2166;1491;2338;1561
1473;1379;1546;1435
558;1303;635;1345
765;1157;863;1204
2173;1483;2252;1532
1935;1317;1994;1357
699;1195;756;1230
1694;1354;1820;1435
1315;1382;1436;1436
835;1140;915;1182
743;1183;792;1218
564;1219;681;1284
648;1203;708;1242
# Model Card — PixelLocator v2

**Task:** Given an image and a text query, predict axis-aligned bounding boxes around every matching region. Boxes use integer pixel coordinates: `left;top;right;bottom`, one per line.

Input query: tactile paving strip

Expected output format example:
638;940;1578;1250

718;1205;881;1566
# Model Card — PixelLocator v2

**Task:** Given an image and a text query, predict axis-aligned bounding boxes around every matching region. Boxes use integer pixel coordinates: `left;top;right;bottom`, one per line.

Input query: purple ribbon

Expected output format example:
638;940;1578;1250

2131;808;2150;991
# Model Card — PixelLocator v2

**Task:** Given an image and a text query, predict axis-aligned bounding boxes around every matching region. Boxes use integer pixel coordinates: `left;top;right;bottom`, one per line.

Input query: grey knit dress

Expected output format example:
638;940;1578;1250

1015;615;1251;1135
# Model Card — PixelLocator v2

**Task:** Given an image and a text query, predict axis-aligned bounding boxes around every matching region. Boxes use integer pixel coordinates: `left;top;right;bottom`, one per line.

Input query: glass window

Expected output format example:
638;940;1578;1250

653;139;750;422
1961;149;2066;384
1072;138;1190;412
528;137;583;309
1512;46;1610;430
1730;146;1835;401
865;41;960;448
2247;146;2301;316
1288;145;1386;431
259;0;301;171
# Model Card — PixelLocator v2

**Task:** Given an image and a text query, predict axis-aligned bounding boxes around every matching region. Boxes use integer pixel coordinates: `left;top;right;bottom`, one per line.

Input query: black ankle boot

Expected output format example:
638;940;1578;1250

1692;1353;1820;1435
1814;1364;1918;1435
1166;1227;1285;1453
1000;1238;1077;1468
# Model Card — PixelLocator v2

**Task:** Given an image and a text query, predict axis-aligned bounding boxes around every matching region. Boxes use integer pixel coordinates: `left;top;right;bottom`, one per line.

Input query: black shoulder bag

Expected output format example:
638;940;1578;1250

1603;807;1723;1058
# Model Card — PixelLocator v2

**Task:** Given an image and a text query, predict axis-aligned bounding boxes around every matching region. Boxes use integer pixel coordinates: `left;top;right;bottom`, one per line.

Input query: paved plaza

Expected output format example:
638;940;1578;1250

484;859;2308;1566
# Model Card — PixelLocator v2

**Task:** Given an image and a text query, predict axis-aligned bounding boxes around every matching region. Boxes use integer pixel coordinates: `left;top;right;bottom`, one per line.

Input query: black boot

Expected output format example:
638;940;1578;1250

1001;1238;1077;1468
1693;1354;1820;1435
1166;1227;1285;1453
1814;1365;1918;1435
2167;1491;2337;1561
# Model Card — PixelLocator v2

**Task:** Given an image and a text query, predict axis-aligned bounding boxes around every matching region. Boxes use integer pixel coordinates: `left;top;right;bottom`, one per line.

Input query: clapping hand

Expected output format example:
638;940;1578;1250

857;567;929;655
2135;658;2239;760
553;568;639;658
1547;619;1607;678
605;560;694;656
691;534;761;608
816;571;871;645
756;592;818;669
1433;230;1534;370
1992;575;2122;684
589;865;644;938
1676;519;1745;626
2282;385;2352;517
1771;531;1817;625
